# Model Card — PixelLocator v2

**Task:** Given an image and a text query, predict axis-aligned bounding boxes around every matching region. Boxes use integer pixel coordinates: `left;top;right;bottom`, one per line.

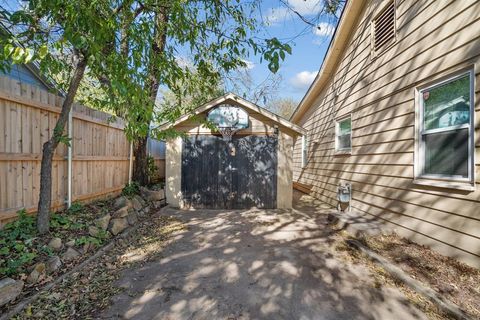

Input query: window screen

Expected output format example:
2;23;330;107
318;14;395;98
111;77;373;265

336;117;352;151
419;72;473;180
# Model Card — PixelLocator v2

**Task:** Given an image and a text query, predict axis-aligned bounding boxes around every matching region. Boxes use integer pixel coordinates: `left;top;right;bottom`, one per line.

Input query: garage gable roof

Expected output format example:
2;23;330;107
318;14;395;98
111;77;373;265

159;92;306;135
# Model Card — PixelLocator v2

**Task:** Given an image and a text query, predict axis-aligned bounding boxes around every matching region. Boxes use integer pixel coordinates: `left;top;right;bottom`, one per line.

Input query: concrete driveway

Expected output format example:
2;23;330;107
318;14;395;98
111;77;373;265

101;192;426;320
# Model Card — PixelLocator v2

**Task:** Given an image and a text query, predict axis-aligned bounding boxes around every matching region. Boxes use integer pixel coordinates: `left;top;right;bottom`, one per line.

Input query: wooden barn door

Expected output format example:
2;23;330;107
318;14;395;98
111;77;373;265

181;135;277;209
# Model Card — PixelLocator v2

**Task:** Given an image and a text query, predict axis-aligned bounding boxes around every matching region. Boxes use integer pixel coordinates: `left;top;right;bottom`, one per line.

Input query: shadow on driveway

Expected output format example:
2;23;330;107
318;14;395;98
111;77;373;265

100;192;426;320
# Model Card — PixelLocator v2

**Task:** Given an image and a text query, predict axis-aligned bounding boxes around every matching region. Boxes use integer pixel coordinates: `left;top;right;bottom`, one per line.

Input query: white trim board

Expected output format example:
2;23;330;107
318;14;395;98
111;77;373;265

158;92;307;136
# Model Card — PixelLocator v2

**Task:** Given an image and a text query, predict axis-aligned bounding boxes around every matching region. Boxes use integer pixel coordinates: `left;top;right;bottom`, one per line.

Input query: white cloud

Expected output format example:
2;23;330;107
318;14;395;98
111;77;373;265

265;7;290;25
240;59;255;70
290;71;318;90
313;22;335;37
175;56;193;69
265;0;324;25
288;0;324;15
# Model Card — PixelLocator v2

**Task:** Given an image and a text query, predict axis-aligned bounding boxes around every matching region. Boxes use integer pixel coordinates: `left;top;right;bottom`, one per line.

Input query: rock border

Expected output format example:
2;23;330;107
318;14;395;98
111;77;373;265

346;239;469;320
0;207;168;320
0;188;166;320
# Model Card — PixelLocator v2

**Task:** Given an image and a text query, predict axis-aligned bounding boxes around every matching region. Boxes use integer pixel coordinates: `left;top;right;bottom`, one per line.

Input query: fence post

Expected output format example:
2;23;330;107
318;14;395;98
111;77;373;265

67;107;73;208
128;141;133;184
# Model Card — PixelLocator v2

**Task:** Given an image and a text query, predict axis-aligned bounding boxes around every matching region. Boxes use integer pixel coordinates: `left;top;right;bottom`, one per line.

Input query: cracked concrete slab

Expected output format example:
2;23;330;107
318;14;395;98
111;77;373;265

100;192;426;320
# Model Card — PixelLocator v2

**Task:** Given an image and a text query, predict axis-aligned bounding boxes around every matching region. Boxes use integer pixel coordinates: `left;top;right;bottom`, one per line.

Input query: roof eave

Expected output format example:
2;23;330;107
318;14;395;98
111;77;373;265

159;92;306;136
290;0;367;124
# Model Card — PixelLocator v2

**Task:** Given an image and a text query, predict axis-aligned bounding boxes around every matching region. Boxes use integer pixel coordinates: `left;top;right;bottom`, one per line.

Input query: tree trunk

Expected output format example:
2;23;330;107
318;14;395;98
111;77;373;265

132;136;149;185
132;3;168;186
37;54;88;234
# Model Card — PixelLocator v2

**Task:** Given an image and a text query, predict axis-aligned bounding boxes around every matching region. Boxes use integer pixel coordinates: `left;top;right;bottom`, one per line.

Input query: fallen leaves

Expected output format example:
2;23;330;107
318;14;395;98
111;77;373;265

334;232;480;320
11;215;185;319
358;233;480;319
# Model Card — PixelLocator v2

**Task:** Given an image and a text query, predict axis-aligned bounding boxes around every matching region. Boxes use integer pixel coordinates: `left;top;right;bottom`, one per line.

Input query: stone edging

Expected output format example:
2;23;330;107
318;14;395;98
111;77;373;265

0;209;161;320
346;239;470;320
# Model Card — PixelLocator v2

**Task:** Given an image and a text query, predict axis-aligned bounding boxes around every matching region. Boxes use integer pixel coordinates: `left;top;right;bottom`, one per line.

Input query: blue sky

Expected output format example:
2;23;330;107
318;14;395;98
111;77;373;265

235;0;341;103
0;0;341;104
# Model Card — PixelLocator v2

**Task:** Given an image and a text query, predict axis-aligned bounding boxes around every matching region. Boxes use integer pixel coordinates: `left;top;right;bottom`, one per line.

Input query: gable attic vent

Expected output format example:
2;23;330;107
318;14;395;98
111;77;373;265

372;1;395;54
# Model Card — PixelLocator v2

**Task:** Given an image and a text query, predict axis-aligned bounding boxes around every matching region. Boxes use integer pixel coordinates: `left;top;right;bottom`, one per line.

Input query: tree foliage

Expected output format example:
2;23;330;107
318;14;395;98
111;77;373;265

107;0;293;140
102;0;294;184
0;0;295;231
0;0;129;233
266;97;298;119
155;68;225;129
224;67;283;106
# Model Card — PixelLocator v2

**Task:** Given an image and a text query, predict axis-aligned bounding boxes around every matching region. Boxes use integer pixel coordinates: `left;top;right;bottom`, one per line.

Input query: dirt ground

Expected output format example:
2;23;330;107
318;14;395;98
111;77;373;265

100;193;427;320
356;233;480;319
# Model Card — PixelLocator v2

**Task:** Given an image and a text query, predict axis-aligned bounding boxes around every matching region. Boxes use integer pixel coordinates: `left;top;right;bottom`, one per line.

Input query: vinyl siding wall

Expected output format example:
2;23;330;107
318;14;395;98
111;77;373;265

292;0;480;267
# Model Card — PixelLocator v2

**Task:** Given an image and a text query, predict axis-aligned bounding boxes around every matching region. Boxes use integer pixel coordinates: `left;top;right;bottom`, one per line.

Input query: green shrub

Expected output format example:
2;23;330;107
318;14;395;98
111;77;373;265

155;180;165;189
122;182;139;198
50;213;73;229
2;209;36;240
0;209;38;276
67;201;85;214
147;155;158;182
75;236;101;247
96;228;110;241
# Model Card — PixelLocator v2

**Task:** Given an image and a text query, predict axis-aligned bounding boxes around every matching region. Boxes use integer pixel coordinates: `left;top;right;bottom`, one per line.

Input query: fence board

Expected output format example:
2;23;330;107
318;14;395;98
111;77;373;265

0;101;5;152
0;76;163;226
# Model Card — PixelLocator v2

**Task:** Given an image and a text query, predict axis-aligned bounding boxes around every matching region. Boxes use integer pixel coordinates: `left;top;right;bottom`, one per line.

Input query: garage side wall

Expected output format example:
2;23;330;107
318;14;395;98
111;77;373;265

277;131;293;209
166;137;182;207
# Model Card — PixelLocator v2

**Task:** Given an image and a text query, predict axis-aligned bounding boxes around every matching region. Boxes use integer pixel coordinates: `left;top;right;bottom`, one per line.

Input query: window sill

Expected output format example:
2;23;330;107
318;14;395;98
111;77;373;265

412;179;475;192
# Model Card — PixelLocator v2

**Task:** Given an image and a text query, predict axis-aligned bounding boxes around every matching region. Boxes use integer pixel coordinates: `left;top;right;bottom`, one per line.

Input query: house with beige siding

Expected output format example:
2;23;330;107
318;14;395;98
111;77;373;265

291;0;480;267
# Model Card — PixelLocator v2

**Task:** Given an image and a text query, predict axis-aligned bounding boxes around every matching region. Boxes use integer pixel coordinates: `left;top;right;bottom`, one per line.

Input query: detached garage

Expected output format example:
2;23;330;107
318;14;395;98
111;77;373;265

162;93;305;210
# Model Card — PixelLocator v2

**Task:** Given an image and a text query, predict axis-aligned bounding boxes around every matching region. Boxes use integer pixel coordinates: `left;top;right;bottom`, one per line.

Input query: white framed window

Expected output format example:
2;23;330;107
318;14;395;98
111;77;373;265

415;69;475;188
335;116;352;152
301;135;308;168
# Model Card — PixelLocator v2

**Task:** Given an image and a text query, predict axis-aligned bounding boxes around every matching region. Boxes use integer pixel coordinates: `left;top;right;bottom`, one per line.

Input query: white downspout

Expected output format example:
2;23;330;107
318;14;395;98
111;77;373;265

128;141;133;184
67;107;73;208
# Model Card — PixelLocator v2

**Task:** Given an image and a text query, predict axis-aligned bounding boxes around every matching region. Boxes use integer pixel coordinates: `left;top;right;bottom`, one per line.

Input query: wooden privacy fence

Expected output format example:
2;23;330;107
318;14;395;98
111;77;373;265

0;76;163;226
